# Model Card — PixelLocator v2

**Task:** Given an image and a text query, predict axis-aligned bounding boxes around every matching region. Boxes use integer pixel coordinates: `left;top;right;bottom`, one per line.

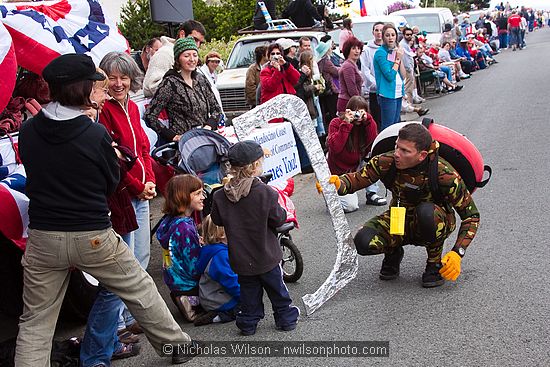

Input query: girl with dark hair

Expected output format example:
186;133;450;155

327;96;385;212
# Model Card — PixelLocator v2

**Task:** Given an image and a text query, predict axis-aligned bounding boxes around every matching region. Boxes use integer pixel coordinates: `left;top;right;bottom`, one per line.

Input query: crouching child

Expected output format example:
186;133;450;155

194;215;240;326
211;141;299;336
157;174;205;322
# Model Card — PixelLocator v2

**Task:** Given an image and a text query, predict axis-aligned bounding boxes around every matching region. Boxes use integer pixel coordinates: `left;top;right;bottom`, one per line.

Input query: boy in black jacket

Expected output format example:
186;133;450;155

211;141;299;335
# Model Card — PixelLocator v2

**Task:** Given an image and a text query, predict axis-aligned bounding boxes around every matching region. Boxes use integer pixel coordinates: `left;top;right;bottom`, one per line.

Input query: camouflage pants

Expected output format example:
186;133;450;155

354;202;456;263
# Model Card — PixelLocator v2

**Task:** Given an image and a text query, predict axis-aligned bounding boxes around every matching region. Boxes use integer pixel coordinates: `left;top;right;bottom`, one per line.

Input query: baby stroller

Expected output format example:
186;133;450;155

151;128;303;282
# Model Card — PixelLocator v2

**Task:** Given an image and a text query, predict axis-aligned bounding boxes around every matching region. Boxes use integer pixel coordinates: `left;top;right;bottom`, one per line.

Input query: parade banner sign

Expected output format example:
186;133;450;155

245;121;301;186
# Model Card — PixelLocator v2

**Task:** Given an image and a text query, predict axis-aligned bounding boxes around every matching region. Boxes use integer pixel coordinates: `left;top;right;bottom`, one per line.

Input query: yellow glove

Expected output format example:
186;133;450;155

315;175;341;194
439;251;461;281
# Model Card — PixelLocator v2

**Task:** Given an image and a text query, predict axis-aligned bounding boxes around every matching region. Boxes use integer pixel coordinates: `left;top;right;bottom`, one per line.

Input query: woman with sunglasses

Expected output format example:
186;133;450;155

259;42;300;104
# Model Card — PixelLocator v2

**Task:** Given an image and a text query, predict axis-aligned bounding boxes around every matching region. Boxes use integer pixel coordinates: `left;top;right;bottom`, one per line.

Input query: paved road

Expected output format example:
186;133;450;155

11;29;550;367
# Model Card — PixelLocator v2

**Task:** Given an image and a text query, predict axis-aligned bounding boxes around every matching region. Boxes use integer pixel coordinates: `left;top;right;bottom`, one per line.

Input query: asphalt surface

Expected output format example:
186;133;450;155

7;29;550;367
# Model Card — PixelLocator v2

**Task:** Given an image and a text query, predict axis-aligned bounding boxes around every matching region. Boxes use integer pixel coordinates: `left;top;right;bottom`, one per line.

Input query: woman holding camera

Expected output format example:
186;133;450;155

145;37;222;143
259;42;300;104
327;96;385;212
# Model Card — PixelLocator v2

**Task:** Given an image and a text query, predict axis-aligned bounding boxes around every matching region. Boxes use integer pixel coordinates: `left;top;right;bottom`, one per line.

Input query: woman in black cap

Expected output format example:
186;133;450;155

15;53;196;366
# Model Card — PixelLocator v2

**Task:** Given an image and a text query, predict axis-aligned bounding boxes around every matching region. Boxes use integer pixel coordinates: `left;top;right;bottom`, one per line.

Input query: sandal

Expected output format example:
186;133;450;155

366;193;387;206
112;342;141;360
124;321;143;335
117;330;140;344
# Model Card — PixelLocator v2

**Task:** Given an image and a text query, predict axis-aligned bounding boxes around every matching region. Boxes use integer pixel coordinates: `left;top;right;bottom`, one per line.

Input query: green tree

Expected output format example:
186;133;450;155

194;0;257;40
119;0;167;50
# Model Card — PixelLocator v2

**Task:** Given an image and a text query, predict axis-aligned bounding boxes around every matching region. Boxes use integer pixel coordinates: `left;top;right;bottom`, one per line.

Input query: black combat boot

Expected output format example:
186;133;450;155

379;247;404;280
422;262;445;288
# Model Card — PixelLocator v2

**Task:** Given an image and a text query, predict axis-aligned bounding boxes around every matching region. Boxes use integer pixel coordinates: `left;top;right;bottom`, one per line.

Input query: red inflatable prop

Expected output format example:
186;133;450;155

371;118;491;193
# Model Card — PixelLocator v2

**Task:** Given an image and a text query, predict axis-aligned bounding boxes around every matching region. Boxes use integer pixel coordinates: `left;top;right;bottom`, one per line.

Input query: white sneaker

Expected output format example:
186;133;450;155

413;97;425;104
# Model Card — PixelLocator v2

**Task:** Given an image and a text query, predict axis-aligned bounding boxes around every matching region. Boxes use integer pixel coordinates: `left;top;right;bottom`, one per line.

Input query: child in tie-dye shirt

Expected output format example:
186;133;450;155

157;174;204;322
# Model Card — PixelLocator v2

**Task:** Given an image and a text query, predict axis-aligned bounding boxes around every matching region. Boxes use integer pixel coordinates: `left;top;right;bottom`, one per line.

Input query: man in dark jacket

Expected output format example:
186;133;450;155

289;0;322;28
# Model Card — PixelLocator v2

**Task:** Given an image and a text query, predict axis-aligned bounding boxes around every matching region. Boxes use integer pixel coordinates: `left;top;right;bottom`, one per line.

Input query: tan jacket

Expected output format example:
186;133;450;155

245;62;261;107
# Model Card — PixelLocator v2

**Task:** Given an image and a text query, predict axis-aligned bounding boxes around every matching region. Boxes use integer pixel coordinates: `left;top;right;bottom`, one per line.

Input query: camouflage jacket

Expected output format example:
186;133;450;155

339;141;480;249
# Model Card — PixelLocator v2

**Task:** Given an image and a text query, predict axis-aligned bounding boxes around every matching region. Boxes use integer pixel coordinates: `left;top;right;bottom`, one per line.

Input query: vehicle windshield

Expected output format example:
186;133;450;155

329;22;377;45
226;37;319;69
400;14;441;33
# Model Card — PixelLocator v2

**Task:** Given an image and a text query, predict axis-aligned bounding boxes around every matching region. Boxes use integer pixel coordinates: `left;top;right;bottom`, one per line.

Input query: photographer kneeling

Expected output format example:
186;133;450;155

326;96;386;213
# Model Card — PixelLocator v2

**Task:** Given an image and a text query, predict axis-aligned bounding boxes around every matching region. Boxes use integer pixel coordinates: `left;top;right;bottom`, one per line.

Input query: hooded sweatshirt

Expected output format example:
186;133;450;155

156;215;201;293
359;40;381;94
18;102;119;231
210;178;287;276
196;243;240;312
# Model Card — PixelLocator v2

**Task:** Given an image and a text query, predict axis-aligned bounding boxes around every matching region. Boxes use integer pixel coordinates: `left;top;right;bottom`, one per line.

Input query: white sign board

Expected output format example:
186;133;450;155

244;122;301;186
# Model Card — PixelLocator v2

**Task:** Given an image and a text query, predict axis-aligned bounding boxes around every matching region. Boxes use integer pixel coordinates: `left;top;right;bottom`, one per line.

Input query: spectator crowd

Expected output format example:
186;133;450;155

2;2;547;366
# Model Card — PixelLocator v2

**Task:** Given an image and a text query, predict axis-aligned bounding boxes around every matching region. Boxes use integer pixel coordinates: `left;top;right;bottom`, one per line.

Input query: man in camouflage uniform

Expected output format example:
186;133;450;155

334;123;479;287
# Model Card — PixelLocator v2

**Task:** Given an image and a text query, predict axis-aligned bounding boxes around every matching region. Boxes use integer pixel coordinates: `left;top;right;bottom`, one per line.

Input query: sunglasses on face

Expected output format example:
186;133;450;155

208;60;220;64
270;52;281;55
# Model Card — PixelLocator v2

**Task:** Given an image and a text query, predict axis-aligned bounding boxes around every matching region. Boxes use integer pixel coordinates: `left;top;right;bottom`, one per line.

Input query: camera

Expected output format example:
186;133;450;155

353;110;363;120
271;54;281;62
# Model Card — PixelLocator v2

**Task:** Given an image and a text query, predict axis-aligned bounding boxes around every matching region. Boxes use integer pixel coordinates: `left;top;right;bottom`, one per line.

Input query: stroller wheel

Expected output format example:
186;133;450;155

280;236;303;283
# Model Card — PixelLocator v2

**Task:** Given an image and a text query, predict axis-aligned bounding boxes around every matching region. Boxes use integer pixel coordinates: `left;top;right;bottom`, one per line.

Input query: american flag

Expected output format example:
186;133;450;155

0;0;129;75
0;22;17;113
0;134;28;250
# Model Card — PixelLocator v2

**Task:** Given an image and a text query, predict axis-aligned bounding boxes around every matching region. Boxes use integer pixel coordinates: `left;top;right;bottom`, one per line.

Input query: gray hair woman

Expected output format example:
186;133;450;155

91;51;157;358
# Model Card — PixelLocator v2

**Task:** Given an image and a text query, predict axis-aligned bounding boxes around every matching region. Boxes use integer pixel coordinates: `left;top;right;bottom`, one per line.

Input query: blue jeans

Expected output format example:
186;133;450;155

510;27;520;47
80;287;122;367
378;95;402;131
236;265;299;334
313;96;325;137
118;198;151;329
439;65;452;81
498;33;508;49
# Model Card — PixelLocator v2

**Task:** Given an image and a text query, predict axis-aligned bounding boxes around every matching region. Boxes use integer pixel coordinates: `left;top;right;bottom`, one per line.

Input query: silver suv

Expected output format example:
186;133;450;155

217;30;330;122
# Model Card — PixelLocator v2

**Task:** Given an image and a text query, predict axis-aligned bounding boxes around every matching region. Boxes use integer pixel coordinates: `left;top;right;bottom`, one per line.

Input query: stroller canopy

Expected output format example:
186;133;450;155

178;129;232;184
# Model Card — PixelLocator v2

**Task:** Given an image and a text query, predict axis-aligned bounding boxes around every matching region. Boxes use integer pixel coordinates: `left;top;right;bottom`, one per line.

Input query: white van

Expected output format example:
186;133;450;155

390;7;453;44
329;15;408;45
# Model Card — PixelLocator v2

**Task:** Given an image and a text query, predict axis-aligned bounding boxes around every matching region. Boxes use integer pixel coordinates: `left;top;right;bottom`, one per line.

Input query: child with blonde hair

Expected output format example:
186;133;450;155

194;215;240;326
211;141;299;336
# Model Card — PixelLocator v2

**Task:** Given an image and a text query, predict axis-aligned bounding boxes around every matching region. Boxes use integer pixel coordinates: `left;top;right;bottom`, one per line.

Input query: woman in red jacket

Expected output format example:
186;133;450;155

327;96;386;212
98;51;156;338
259;42;300;104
